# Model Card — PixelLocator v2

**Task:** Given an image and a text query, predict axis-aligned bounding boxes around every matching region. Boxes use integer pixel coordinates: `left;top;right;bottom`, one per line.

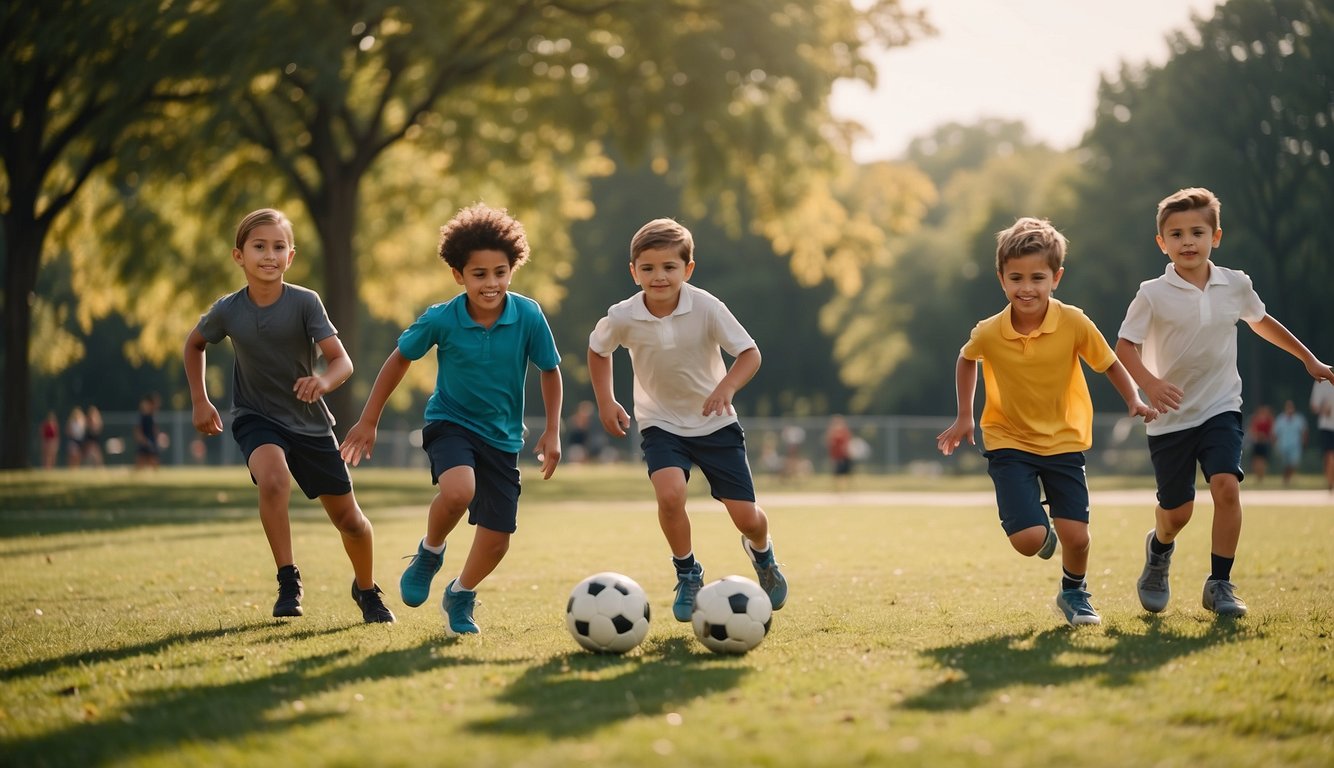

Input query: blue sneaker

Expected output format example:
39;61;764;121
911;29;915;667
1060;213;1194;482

1037;526;1057;560
441;579;480;636
672;563;704;622
1055;587;1102;626
399;540;444;608
743;536;788;610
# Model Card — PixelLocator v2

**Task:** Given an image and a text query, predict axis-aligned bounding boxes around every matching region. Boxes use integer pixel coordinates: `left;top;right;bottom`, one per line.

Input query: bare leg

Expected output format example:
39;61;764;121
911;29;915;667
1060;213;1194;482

651;467;692;558
425;465;474;548
1007;524;1049;557
1053;518;1091;576
456;527;511;590
320;492;375;590
249;444;294;568
721;498;769;551
1208;473;1242;558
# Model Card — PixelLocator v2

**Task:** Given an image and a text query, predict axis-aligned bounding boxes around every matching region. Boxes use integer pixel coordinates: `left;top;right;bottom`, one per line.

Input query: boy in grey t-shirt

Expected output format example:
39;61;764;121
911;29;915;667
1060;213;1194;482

184;208;394;623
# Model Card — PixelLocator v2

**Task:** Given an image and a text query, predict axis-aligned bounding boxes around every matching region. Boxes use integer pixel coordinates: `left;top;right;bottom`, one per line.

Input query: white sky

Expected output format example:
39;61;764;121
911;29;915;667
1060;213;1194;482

831;0;1221;162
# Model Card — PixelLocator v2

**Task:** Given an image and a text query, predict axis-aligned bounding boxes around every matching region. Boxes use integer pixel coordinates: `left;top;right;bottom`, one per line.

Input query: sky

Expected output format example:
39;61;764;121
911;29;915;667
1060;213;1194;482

831;0;1221;163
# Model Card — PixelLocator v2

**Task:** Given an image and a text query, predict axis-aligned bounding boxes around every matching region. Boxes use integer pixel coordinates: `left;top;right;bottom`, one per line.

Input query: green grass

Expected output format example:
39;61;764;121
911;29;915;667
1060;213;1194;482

2;467;1332;767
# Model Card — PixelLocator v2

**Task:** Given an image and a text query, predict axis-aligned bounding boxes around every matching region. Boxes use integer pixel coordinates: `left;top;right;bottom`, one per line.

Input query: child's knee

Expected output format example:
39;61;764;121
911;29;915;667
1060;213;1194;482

254;469;290;499
1008;525;1047;557
1209;473;1241;504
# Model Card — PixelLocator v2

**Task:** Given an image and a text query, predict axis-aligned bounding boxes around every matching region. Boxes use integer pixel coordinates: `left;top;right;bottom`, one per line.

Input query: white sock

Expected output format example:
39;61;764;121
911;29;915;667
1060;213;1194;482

422;538;445;555
450;578;475;594
746;538;772;558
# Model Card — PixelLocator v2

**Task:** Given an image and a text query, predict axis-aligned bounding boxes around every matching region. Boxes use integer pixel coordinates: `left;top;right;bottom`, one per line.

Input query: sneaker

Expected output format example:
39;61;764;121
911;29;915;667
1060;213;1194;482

1055;587;1102;626
441;579;480;636
1136;530;1173;613
743;536;788;610
1037;525;1058;560
351;581;396;624
672;562;704;622
273;565;304;617
1202;578;1248;617
399;540;444;607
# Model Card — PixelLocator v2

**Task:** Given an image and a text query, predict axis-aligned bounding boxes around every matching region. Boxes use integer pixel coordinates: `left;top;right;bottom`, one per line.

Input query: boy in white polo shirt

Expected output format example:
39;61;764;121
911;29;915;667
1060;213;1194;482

588;218;787;622
1116;187;1334;617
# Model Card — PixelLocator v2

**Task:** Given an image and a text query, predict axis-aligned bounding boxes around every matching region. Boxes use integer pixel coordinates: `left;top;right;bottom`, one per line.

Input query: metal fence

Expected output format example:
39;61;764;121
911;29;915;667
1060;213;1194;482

41;411;1157;476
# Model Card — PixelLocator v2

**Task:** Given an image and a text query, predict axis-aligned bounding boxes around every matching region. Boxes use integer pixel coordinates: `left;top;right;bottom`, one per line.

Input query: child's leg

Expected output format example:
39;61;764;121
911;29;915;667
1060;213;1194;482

1324;447;1334;490
455;527;511;590
1053;518;1090;576
1154;501;1194;544
426;465;475;547
319;492;375;590
1207;473;1242;558
650;467;692;558
720;498;768;550
248;444;295;568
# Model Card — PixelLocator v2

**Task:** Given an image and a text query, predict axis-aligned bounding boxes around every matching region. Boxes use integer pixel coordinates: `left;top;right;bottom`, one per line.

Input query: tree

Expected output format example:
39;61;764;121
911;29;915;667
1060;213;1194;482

0;0;218;467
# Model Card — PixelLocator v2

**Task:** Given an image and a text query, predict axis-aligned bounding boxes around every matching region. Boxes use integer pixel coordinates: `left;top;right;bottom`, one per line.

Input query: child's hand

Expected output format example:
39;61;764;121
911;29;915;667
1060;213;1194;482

1142;376;1184;413
598;401;631;437
1305;358;1334;384
534;432;561;480
192;402;224;436
702;385;737;418
339;421;377;467
936;418;975;456
1129;399;1158;424
293;374;330;403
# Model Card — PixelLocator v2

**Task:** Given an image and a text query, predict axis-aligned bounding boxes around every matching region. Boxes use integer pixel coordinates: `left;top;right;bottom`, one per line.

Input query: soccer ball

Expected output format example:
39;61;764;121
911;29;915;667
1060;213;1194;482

565;572;651;654
691;575;772;654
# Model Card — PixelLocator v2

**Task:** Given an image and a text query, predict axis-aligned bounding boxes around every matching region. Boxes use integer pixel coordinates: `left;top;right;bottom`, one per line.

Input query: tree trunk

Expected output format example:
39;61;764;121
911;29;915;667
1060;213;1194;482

312;179;362;436
1;222;46;468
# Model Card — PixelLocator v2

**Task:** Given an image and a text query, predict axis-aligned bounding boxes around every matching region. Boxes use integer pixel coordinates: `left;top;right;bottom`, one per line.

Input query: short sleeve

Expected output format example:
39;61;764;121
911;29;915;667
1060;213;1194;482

1117;288;1152;344
397;306;441;361
960;322;986;361
197;296;230;344
588;313;621;357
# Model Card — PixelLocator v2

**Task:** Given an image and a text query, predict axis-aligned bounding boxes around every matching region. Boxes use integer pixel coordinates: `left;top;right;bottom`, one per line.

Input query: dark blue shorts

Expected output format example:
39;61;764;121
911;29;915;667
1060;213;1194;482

983;448;1089;536
422;421;521;534
232;414;352;499
1320;428;1334;454
640;423;756;502
1147;410;1244;510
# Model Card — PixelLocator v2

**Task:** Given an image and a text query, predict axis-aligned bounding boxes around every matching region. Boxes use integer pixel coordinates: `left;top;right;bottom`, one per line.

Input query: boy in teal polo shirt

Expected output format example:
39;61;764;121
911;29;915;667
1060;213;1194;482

341;204;563;636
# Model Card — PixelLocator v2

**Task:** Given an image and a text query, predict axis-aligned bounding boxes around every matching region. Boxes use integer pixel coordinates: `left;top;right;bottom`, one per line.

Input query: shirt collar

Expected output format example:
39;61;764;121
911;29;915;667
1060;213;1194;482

630;282;694;319
1163;261;1226;289
454;292;517;328
1000;298;1062;339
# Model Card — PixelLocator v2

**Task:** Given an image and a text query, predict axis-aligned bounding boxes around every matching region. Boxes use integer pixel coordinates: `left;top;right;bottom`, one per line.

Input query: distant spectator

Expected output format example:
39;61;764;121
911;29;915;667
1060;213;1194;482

82;405;105;468
40;411;59;469
65;407;86;467
826;415;853;491
1272;399;1308;486
1246;404;1274;484
566;400;596;464
135;394;161;469
1311;380;1334;492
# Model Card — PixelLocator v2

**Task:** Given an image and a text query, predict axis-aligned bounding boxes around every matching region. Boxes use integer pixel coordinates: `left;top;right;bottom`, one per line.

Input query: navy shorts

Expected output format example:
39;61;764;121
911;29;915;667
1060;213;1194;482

422;421;521;534
232;414;352;499
983;448;1090;536
1147;411;1244;510
1320;429;1334;454
640;423;756;502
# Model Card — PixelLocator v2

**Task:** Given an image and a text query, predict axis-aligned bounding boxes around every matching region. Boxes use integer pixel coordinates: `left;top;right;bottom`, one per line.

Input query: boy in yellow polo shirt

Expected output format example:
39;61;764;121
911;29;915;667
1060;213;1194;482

937;217;1156;626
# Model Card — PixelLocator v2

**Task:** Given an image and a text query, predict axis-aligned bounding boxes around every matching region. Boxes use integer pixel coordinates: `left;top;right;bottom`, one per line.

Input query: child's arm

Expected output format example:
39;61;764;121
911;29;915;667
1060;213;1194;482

183;327;224;436
339;349;412;466
1103;360;1157;423
296;335;353;404
587;348;631;437
704;347;761;417
1114;338;1184;413
533;367;564;480
1247;315;1334;383
936;354;978;456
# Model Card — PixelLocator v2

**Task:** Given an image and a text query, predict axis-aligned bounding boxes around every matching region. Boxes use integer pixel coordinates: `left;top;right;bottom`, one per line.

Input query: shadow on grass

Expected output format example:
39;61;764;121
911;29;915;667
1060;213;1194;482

471;635;750;737
903;617;1256;711
1;628;497;768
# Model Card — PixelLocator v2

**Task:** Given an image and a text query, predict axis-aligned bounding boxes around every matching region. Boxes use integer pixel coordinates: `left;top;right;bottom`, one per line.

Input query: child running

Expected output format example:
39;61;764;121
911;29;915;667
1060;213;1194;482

184;208;394;623
587;218;788;622
340;204;562;636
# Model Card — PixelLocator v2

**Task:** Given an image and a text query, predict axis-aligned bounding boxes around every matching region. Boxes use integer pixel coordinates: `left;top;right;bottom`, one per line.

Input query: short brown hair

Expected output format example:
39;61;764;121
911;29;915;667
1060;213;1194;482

630;218;693;263
1156;187;1221;234
438;204;530;271
995;217;1067;273
234;208;294;250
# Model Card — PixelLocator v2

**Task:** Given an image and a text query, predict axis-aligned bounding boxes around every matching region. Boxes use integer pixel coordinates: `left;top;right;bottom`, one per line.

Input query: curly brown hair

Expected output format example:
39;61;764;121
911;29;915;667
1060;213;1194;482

438;204;531;271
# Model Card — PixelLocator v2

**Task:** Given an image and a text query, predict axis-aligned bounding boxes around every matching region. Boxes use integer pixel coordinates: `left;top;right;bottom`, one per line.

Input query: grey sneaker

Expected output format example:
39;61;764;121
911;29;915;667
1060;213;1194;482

672;562;704;622
441;579;480;636
1202;578;1248;617
1055;587;1102;626
399;540;444;607
743;536;788;610
1037;525;1058;560
1137;530;1173;613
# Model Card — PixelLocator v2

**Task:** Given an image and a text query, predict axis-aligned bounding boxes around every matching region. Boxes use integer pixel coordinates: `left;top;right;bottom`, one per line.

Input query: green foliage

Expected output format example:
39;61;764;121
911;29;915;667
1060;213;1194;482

1;468;1331;767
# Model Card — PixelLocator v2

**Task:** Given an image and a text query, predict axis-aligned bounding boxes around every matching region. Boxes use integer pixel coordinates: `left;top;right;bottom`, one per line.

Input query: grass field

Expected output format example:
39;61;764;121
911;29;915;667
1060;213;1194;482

2;466;1332;767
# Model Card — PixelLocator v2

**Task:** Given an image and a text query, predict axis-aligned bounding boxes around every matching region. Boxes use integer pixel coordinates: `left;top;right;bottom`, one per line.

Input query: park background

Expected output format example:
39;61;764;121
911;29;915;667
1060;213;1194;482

4;0;1333;474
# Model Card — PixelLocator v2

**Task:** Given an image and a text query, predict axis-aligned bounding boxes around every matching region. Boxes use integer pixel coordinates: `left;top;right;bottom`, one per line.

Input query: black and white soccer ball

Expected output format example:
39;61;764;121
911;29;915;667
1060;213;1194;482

691;575;772;654
565;572;651;654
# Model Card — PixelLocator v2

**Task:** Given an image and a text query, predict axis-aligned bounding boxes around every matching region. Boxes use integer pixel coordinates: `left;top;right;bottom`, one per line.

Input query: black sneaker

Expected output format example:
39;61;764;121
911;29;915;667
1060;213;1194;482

352;581;397;624
274;564;304;617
